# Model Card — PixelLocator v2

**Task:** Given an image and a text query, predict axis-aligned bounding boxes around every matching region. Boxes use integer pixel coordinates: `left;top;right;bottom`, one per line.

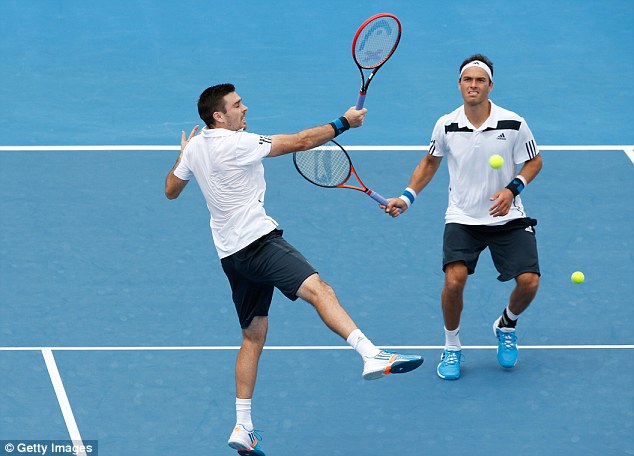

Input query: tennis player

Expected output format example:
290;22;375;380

385;54;542;380
165;83;423;455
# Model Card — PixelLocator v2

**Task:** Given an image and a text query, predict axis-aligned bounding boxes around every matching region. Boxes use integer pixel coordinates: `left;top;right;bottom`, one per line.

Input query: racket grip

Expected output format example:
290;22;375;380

367;190;403;214
355;93;366;110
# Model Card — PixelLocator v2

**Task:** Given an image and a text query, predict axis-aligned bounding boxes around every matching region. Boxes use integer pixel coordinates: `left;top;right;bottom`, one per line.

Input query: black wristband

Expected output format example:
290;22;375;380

329;116;350;137
505;177;525;197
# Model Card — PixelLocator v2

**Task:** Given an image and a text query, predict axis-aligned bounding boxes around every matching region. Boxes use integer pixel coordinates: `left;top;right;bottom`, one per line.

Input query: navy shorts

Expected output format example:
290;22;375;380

442;218;540;282
220;229;317;329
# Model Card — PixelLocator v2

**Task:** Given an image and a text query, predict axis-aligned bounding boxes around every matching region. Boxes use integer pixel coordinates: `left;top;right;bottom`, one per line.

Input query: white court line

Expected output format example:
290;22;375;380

41;349;87;456
625;147;634;165
2;344;631;351
0;145;179;151
0;145;633;152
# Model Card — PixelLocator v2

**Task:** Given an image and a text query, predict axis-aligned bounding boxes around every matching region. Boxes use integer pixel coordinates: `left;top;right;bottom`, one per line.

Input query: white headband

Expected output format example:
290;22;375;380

460;60;493;81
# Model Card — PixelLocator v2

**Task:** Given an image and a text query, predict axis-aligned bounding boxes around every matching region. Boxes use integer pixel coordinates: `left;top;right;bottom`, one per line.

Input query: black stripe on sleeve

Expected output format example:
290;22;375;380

525;139;537;158
428;139;436;155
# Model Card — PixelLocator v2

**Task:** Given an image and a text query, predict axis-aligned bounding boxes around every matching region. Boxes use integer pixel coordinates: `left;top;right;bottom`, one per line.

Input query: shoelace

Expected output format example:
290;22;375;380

248;430;263;445
442;351;461;365
499;331;517;349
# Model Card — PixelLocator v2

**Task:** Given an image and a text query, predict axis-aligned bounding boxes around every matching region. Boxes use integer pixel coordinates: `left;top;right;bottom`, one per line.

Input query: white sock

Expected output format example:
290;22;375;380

236;397;253;431
444;327;461;351
347;329;381;359
505;306;519;321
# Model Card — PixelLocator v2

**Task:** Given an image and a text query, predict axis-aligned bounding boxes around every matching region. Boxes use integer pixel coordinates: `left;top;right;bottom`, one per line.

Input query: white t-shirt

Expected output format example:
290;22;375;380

429;101;539;225
174;127;278;258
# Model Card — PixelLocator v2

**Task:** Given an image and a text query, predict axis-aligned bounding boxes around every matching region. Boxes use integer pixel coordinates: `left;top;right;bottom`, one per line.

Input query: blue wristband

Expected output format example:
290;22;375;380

329;116;350;137
399;187;417;207
505;177;525;197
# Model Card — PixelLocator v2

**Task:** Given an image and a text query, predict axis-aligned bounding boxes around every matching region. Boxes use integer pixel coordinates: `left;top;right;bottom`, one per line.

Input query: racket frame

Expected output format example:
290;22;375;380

352;13;402;109
293;140;392;207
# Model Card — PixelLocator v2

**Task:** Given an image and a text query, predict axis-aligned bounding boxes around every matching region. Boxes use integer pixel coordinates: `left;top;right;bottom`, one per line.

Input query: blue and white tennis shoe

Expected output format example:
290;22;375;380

493;318;518;368
436;349;462;380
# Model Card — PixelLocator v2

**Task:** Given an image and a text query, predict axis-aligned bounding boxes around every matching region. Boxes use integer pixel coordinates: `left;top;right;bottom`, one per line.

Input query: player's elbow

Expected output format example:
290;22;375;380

166;183;187;199
165;187;179;199
165;174;188;199
164;182;182;200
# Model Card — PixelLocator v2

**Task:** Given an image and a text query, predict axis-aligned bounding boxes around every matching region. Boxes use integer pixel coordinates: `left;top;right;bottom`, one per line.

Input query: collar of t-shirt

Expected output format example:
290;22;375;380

457;100;500;132
201;127;240;138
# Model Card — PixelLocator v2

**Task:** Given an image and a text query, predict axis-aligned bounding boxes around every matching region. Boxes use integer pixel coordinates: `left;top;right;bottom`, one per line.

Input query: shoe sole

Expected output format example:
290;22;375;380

436;365;460;380
229;441;266;456
363;357;424;380
497;356;518;369
229;441;265;456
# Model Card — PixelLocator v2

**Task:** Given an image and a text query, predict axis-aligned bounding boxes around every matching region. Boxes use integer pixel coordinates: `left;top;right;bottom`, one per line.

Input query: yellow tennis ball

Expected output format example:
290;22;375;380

571;271;585;284
489;154;504;169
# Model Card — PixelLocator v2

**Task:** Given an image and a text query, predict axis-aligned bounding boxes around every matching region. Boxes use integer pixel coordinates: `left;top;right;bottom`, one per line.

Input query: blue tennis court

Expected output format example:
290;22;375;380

1;1;633;455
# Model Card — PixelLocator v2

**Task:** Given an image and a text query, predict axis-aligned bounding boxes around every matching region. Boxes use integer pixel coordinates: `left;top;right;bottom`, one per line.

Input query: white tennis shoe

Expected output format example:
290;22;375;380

228;424;265;455
362;350;424;380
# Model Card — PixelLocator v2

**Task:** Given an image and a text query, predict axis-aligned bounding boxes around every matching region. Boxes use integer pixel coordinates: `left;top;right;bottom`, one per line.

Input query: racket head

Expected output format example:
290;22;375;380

352;13;402;70
293;140;352;188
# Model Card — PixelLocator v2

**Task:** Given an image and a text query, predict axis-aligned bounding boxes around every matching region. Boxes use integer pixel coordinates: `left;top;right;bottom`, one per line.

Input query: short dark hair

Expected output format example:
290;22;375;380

459;54;494;80
197;83;236;127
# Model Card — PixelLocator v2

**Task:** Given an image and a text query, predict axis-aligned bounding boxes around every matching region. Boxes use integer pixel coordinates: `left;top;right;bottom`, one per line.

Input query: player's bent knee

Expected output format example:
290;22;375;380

444;269;467;294
242;317;268;345
517;273;540;294
444;262;468;280
297;273;325;300
297;274;337;306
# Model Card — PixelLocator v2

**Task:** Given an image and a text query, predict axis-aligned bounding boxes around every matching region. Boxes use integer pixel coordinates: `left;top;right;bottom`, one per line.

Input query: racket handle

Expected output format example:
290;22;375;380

367;190;403;214
355;93;366;109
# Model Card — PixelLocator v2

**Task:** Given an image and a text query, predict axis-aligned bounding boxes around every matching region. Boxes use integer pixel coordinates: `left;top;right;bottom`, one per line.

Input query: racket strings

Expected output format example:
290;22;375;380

294;148;351;187
354;17;400;68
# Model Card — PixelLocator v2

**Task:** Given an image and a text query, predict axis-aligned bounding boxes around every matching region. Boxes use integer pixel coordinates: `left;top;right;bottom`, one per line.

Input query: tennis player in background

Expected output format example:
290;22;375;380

165;83;423;455
385;54;542;380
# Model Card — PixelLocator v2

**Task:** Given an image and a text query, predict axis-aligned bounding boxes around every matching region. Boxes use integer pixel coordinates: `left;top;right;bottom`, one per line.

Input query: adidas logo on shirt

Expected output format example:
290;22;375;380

497;133;506;140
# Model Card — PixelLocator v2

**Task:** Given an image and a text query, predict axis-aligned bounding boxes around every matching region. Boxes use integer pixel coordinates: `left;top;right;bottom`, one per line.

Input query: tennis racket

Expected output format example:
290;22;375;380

352;13;402;109
293;140;398;211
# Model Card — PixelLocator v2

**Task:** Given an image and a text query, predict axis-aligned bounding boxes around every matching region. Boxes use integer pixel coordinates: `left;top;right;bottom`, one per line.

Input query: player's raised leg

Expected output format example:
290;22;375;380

296;273;424;380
